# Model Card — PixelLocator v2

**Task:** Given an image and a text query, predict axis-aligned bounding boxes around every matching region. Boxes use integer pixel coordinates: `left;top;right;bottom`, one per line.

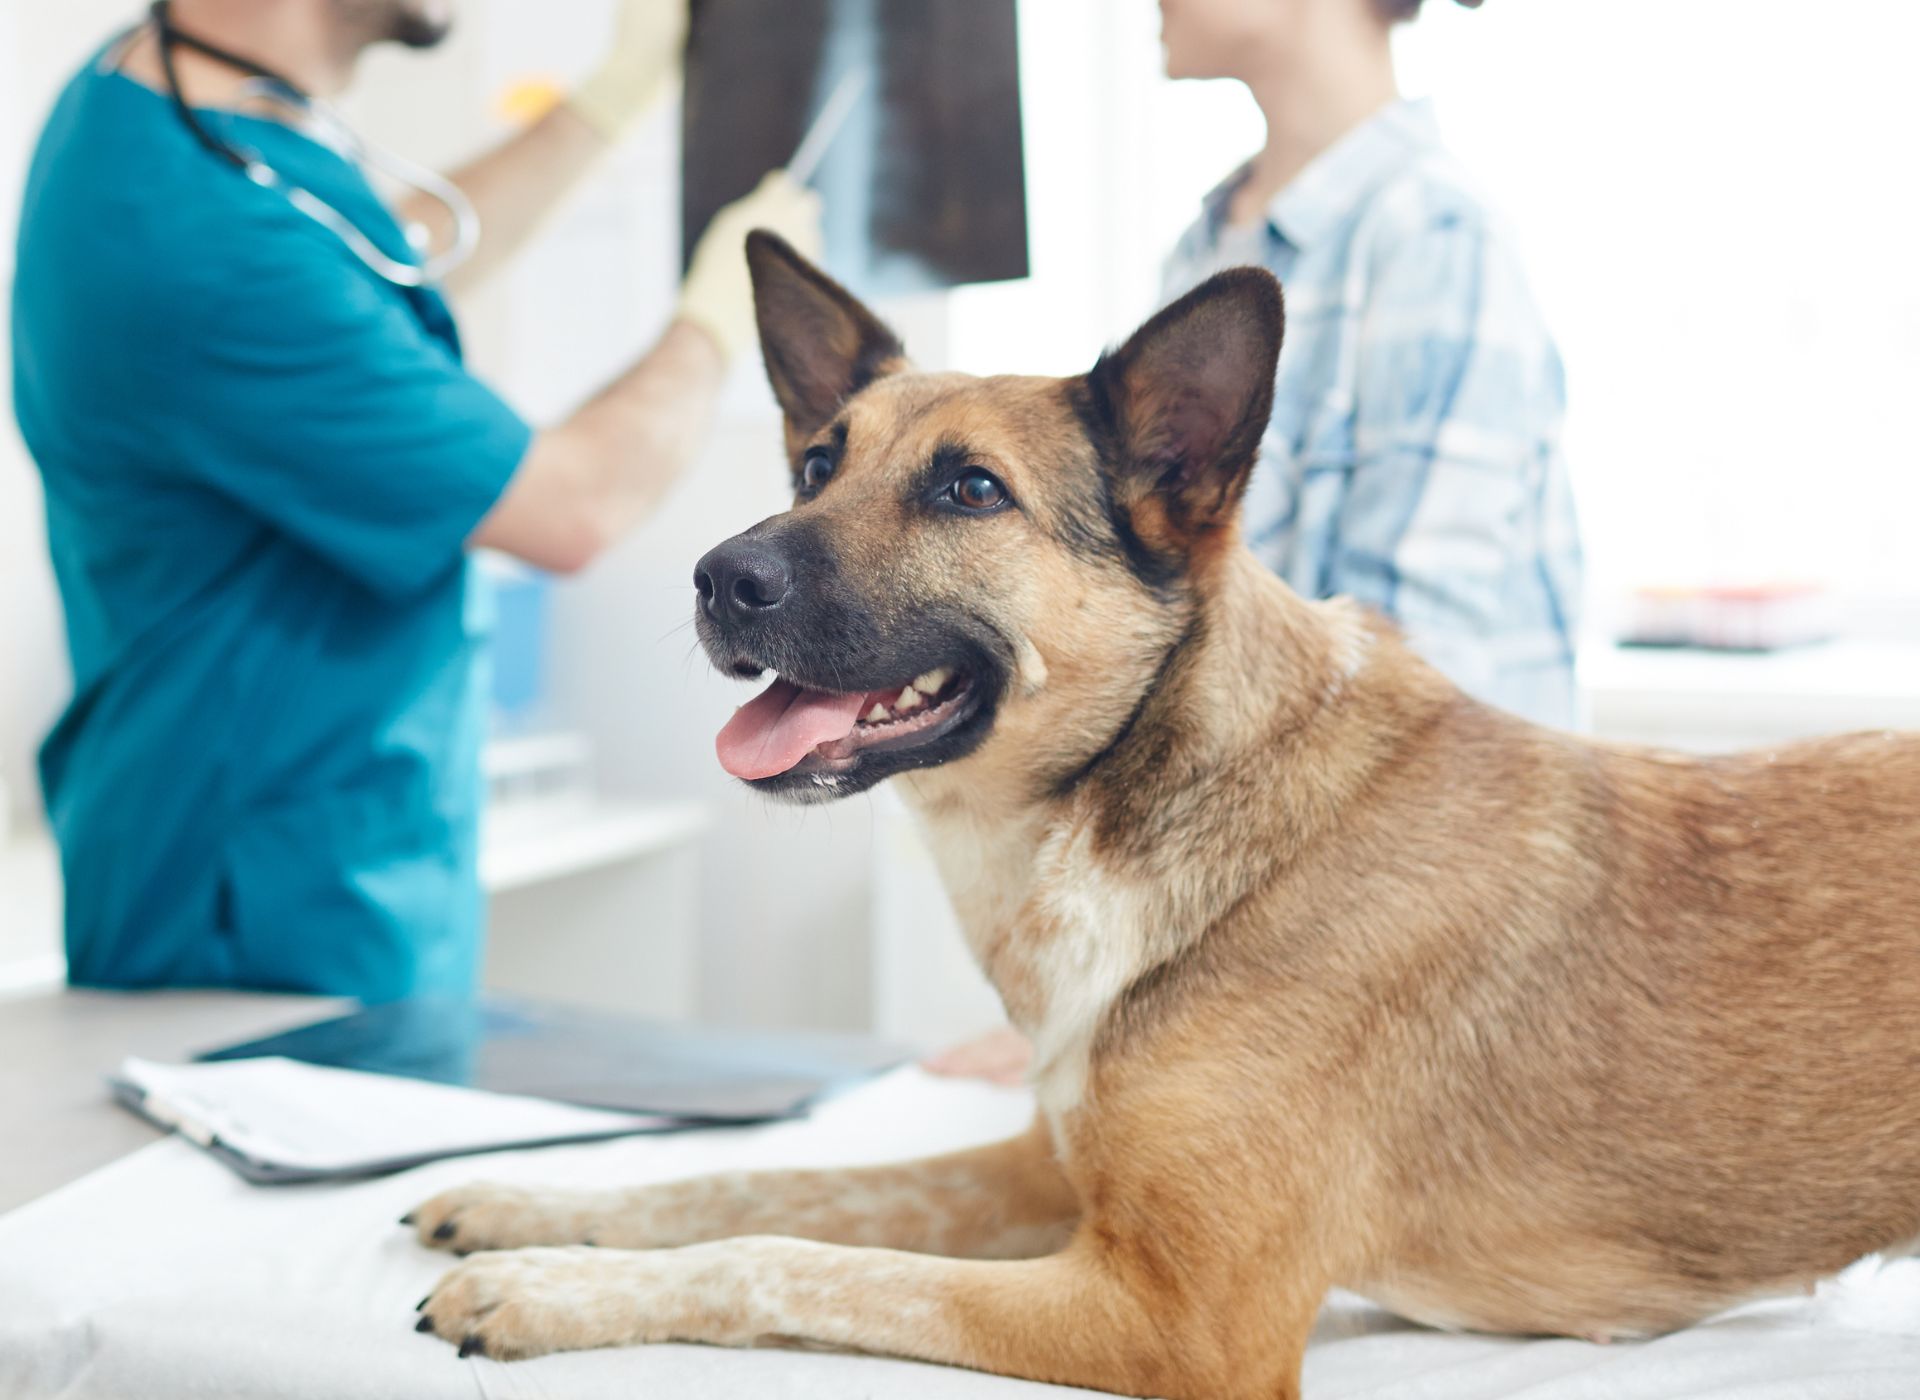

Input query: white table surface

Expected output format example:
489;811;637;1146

3;1051;1917;1400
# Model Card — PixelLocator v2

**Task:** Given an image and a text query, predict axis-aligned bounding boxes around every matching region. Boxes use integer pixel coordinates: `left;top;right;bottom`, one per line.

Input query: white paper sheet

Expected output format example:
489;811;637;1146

115;1055;676;1175
2;1068;1915;1399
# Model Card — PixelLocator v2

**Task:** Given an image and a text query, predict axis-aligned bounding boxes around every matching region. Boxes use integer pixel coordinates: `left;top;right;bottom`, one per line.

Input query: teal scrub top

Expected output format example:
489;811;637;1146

10;48;533;1000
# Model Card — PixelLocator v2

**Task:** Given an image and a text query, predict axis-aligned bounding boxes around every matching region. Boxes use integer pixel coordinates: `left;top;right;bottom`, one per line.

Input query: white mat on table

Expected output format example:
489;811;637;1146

1;1066;1915;1399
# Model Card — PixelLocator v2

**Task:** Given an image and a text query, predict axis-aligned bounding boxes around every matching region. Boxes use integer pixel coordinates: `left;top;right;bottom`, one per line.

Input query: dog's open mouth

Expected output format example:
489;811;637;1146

716;667;976;781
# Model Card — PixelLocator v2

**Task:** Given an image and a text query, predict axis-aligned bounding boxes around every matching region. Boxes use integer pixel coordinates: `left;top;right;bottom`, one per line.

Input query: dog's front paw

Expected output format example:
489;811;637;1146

403;1182;618;1254
415;1238;798;1360
416;1246;654;1359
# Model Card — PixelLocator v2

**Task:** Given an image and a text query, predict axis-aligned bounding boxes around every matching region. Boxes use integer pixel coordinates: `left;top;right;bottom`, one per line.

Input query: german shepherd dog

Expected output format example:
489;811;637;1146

408;235;1920;1398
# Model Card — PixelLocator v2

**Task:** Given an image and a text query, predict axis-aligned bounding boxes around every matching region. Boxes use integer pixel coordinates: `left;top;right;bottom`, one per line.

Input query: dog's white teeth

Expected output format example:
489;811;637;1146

857;673;948;725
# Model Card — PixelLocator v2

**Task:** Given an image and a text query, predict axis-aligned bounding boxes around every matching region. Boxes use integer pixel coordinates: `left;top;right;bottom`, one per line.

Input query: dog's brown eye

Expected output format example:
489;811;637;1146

951;471;1006;512
801;451;835;492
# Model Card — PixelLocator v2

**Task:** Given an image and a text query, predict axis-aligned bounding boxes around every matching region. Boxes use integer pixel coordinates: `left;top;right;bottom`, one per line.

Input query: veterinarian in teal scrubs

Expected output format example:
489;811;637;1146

11;1;818;999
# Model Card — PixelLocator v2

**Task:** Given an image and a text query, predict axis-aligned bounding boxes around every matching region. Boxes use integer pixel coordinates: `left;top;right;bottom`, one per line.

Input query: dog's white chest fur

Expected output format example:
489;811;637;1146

916;808;1170;1131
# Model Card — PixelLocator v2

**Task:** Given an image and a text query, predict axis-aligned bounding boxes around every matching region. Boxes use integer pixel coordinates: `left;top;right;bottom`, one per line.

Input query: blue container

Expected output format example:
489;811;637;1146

487;562;552;732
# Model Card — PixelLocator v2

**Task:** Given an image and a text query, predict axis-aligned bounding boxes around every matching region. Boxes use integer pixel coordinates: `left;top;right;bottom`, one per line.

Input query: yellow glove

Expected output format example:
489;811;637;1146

676;171;825;363
569;0;688;141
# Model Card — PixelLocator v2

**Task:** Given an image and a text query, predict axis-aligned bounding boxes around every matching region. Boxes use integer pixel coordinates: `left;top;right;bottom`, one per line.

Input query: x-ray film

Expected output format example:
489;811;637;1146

682;0;1030;297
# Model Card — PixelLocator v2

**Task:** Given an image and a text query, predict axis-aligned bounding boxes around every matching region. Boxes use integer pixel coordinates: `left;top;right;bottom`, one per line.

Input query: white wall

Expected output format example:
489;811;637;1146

1401;0;1920;611
1;3;137;829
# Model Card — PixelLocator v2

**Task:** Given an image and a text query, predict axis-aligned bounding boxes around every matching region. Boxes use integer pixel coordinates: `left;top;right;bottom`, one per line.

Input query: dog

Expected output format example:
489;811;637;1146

406;233;1920;1398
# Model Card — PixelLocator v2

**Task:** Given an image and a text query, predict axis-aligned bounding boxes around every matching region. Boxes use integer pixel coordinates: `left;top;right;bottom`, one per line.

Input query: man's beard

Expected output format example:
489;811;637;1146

334;1;454;51
387;2;453;49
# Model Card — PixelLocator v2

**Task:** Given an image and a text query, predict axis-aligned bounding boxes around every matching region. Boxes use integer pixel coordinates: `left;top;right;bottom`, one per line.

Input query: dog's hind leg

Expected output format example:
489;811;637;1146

406;1116;1078;1260
417;1229;1320;1398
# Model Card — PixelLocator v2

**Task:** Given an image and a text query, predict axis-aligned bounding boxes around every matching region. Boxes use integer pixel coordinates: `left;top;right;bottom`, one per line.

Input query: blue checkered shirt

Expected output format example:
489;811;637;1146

1163;99;1583;728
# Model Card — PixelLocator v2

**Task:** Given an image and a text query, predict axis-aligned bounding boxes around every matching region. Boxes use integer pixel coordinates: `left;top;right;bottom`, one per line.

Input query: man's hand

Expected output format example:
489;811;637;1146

676;171;825;363
923;1026;1034;1088
569;0;690;142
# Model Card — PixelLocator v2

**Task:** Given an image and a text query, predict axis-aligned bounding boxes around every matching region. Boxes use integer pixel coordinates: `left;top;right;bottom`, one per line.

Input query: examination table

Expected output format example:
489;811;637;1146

2;991;1915;1398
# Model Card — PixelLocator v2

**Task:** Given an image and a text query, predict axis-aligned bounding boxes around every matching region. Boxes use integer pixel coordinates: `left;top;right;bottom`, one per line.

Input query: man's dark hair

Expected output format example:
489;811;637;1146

1377;0;1485;20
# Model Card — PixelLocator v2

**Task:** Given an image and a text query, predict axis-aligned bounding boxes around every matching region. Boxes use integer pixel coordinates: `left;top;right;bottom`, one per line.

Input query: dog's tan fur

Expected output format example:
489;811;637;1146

410;241;1920;1397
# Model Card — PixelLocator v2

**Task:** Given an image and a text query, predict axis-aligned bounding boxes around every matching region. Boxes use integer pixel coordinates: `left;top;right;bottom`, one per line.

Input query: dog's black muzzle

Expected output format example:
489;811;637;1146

691;519;881;685
693;535;792;629
690;516;1015;800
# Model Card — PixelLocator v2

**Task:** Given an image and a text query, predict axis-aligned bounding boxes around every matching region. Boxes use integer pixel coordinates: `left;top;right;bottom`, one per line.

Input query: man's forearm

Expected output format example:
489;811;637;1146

471;320;725;573
561;319;729;541
399;104;609;296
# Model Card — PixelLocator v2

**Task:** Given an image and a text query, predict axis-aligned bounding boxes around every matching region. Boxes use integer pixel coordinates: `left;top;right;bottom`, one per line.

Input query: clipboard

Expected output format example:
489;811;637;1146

110;997;909;1185
109;1055;709;1185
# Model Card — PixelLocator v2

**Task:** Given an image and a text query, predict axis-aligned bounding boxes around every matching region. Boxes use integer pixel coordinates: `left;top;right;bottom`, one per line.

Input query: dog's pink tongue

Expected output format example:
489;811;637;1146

717;679;868;780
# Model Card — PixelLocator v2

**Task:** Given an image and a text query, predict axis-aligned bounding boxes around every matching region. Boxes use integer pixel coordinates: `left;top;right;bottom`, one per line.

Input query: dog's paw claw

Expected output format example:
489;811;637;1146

417;1246;648;1360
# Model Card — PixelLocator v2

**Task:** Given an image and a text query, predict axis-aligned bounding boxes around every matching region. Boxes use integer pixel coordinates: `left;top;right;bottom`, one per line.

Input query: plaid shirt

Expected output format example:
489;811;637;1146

1163;100;1583;728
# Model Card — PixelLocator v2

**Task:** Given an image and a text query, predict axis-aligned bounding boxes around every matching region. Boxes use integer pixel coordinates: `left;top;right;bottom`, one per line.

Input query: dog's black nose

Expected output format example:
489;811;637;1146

694;539;792;622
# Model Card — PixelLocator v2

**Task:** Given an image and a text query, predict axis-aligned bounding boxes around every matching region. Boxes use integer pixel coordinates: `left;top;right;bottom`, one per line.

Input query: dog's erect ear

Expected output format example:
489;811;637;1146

1081;268;1283;549
747;231;906;437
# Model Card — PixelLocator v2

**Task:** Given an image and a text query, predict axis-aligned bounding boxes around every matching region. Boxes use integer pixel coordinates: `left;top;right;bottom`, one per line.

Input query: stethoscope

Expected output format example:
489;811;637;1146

145;0;478;288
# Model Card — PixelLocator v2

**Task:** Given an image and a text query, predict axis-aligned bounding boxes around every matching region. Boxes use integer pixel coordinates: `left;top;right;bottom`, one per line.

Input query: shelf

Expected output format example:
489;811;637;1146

480;800;710;894
482;732;593;782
